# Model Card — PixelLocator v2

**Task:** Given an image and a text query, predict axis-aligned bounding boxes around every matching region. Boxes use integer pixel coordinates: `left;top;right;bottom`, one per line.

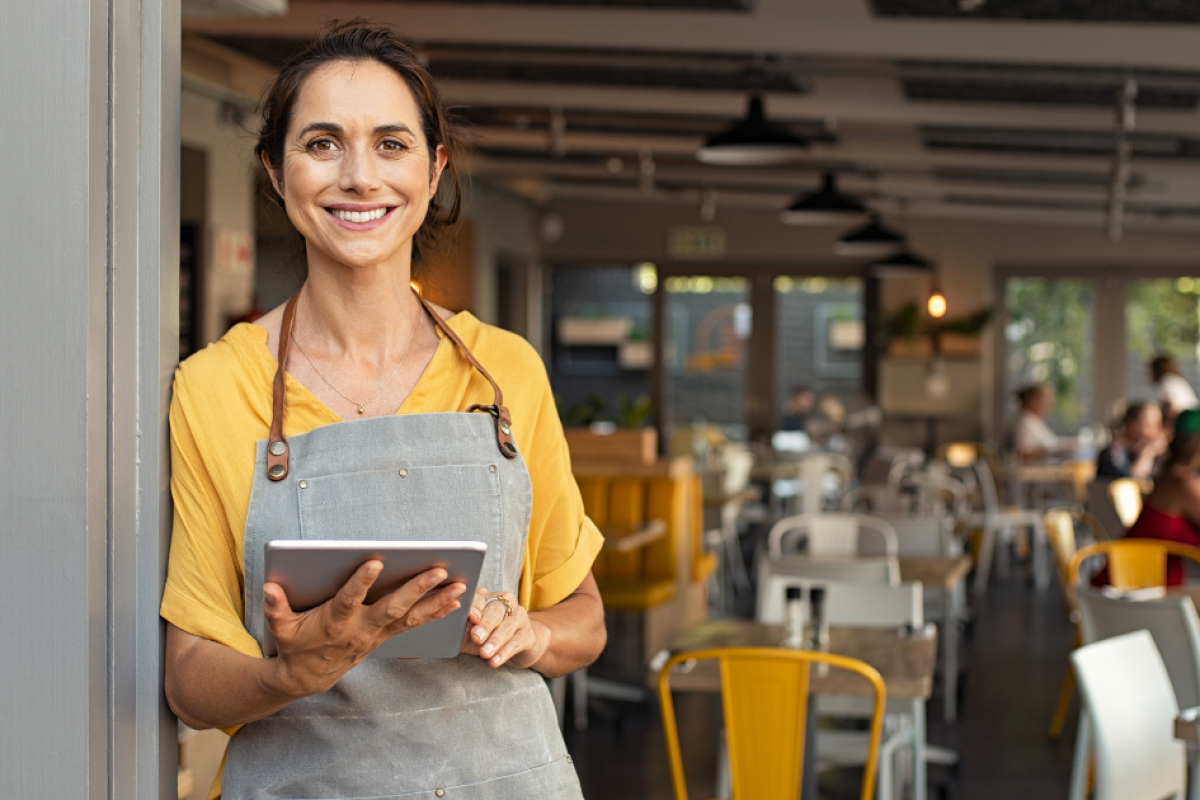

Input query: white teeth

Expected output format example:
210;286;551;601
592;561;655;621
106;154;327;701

332;208;388;223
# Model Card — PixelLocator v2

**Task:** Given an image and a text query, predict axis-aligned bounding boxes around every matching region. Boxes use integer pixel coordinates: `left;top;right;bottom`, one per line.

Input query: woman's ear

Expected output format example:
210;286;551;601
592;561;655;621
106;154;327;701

428;144;448;193
261;150;284;200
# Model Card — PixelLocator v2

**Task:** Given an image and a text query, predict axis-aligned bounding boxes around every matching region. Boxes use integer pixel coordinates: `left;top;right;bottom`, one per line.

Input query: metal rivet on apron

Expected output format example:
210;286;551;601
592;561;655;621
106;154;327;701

566;755;573;764
298;480;307;489
268;464;285;479
435;790;445;797
269;441;286;456
500;420;512;435
399;469;408;478
489;465;497;473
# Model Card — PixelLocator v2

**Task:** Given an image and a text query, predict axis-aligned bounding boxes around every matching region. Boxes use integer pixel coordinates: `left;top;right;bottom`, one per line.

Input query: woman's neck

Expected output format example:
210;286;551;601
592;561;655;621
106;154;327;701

296;258;426;363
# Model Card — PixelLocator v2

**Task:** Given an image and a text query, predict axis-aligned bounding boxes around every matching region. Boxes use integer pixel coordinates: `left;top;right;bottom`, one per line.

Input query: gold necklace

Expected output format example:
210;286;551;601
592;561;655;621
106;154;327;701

291;312;422;415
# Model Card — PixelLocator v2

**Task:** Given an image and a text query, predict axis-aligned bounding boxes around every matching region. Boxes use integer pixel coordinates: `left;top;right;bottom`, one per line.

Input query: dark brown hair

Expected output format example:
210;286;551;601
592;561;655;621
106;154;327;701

1163;431;1200;472
255;20;463;270
1122;401;1154;427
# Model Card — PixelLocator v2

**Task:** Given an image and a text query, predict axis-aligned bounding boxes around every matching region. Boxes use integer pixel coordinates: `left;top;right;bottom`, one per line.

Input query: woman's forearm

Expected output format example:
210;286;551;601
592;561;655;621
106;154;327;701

527;576;607;679
165;624;304;730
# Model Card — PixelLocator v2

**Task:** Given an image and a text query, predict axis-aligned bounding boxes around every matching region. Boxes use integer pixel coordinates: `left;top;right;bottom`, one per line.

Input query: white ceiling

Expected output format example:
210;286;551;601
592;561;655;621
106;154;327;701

183;0;1200;233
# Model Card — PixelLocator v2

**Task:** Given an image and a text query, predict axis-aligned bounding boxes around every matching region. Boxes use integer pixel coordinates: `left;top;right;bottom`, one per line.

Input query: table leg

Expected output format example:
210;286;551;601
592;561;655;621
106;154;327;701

1068;709;1090;800
912;698;927;800
1032;518;1050;591
943;584;961;724
716;726;731;800
801;693;818;800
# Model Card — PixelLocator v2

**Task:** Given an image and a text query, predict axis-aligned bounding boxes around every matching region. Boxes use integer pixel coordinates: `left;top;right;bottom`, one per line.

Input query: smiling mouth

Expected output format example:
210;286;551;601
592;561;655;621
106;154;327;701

329;207;391;223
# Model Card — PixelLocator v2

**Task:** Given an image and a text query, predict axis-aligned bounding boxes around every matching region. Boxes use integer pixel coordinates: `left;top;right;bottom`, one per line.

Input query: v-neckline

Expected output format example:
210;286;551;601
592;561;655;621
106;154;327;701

247;311;461;424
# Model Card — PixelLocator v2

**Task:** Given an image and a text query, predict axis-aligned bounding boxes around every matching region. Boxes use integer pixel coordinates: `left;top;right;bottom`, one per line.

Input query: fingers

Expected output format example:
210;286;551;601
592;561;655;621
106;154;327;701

263;581;296;626
329;560;384;621
479;613;523;666
468;593;512;650
377;581;467;635
369;567;449;626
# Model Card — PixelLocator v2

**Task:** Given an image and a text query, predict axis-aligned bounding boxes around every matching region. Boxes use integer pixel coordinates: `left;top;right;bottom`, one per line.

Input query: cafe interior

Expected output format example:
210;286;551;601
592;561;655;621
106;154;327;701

174;1;1200;798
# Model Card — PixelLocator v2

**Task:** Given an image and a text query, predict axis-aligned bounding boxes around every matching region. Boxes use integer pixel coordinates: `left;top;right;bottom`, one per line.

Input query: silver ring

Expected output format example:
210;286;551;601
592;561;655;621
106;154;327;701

484;595;513;617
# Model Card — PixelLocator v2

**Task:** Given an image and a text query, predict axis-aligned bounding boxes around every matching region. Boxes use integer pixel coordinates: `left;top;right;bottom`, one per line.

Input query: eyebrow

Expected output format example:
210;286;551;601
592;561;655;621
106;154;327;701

296;122;416;138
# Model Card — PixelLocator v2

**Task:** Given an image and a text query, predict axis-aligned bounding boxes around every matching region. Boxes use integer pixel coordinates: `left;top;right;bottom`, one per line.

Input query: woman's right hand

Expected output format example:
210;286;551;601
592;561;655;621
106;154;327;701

263;560;466;696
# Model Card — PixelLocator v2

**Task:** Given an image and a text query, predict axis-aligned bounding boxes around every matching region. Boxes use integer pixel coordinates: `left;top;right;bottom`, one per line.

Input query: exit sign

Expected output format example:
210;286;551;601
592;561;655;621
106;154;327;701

668;226;725;259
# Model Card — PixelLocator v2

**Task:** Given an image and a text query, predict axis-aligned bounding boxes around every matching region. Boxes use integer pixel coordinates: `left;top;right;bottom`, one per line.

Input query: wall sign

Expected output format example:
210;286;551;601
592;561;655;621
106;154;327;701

667;226;725;259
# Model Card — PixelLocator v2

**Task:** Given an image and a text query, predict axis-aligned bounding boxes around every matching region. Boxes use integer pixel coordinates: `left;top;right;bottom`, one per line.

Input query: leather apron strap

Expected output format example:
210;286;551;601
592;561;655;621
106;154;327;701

266;291;517;482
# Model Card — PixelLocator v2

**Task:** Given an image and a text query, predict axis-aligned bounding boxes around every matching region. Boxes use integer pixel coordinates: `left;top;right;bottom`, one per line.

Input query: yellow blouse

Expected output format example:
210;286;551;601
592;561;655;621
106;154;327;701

161;311;602;660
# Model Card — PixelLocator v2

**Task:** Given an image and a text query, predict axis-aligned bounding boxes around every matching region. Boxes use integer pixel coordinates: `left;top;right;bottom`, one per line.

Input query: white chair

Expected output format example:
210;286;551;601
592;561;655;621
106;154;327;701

1070;630;1187;800
761;553;900;588
840;484;912;515
874;514;958;558
772;451;854;517
758;575;923;627
1077;590;1200;800
754;576;927;800
768;512;899;561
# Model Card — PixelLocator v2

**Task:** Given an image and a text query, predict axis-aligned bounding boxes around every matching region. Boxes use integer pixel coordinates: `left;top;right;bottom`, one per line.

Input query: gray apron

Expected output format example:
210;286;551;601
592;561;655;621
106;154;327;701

222;294;584;800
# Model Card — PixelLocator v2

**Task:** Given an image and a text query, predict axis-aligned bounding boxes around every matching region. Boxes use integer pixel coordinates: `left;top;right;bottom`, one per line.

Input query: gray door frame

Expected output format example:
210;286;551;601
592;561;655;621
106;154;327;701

1;0;179;797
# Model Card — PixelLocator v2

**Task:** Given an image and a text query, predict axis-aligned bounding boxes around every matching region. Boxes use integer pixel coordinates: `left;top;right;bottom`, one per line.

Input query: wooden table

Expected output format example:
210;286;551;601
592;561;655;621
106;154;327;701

901;555;973;724
1018;459;1095;505
661;619;937;800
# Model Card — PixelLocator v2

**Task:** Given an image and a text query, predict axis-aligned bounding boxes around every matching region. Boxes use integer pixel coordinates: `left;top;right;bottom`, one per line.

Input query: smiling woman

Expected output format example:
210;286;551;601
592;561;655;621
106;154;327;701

160;21;604;800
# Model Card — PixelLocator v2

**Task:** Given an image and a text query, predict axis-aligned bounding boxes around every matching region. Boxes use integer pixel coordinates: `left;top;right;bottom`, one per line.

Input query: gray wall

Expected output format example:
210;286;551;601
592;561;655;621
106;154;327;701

0;0;178;797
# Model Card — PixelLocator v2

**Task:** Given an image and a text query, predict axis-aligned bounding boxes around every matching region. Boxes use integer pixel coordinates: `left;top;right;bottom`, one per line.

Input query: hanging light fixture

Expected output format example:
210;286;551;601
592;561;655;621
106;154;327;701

869;249;933;276
834;214;906;257
696;94;809;166
928;290;948;318
780;173;869;226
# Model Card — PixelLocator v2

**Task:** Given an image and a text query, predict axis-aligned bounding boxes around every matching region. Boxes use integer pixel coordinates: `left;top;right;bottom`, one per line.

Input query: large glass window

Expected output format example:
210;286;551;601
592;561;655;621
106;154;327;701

1126;277;1200;403
1005;277;1096;433
774;276;864;426
664;275;751;439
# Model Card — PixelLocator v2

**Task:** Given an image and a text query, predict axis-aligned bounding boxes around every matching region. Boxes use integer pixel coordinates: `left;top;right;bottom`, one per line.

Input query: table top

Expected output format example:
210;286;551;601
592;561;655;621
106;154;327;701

661;619;937;700
899;555;973;591
1017;460;1095;484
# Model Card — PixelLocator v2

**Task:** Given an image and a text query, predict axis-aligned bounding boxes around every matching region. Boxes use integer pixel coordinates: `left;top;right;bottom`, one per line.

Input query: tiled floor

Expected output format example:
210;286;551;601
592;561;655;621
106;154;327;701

564;566;1080;800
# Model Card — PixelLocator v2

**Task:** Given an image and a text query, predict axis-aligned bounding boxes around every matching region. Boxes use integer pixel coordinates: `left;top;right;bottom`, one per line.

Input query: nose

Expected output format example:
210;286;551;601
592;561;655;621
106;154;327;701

337;142;381;194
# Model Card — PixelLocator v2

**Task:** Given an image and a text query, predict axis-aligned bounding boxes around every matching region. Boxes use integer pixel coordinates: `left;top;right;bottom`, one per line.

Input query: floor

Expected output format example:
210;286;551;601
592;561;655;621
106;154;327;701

563;564;1081;800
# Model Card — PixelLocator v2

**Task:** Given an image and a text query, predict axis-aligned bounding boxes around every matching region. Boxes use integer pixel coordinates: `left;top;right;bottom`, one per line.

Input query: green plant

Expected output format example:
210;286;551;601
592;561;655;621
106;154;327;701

565;393;610;427
615;394;653;428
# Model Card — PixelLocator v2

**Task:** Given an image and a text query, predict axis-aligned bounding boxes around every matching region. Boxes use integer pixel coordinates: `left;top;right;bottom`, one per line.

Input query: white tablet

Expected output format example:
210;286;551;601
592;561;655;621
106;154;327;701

263;540;487;659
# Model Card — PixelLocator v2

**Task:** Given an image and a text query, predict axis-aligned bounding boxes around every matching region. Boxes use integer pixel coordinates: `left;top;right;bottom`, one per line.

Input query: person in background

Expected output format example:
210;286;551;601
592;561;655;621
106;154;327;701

1107;409;1200;586
1151;354;1199;424
1011;383;1064;462
1096;401;1167;480
780;385;816;431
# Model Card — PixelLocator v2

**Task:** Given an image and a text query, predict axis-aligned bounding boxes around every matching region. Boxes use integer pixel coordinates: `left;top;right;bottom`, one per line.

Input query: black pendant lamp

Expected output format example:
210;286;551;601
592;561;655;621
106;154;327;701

835;214;906;257
696;94;809;167
870;249;933;276
780;173;869;226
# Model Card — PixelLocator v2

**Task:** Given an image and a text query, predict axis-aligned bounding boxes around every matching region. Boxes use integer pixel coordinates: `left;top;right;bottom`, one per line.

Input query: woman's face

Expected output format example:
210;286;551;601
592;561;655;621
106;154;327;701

266;59;447;273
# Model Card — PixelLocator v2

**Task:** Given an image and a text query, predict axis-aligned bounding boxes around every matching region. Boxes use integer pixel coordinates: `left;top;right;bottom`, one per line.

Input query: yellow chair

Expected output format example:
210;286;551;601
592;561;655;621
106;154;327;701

1106;477;1148;530
657;647;886;800
1068;538;1200;590
1044;508;1082;741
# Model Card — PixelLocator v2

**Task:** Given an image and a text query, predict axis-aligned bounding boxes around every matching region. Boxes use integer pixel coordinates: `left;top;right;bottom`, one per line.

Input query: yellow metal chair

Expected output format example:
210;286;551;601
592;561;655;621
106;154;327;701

1044;508;1082;740
657;647;886;800
1106;477;1148;530
1069;538;1200;591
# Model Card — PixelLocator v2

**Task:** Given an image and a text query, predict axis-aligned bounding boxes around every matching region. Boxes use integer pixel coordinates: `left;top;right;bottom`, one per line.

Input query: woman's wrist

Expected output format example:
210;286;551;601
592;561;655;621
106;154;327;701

525;615;555;674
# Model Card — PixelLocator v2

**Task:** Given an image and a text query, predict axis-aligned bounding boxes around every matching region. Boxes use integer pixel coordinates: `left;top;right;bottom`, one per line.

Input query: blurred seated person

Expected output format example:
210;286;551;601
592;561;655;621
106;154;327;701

1151;354;1199;425
1096;401;1166;480
1011;383;1073;463
780;386;815;431
1106;409;1200;586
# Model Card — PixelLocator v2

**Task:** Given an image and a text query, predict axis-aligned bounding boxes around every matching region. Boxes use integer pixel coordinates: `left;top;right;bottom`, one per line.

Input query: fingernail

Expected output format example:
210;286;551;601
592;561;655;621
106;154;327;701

367;562;382;576
491;656;502;666
474;627;486;641
264;592;275;607
482;644;494;657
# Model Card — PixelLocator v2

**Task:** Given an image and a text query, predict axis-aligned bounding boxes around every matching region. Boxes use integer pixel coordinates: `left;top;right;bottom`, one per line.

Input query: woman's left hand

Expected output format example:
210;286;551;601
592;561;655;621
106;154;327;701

461;588;549;669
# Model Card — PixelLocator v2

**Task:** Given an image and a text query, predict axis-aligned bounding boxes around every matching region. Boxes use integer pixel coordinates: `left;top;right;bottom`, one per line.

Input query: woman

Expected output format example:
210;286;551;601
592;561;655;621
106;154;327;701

1118;409;1200;586
1011;384;1061;462
162;23;605;799
1095;401;1166;480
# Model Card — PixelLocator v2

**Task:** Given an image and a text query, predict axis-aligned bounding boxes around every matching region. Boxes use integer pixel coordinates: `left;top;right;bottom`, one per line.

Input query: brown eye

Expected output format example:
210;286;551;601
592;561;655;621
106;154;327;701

381;140;406;152
308;139;336;152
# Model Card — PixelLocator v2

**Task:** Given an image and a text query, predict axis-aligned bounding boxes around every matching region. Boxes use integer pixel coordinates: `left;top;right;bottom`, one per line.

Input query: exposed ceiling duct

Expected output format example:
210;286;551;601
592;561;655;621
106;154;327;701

182;0;285;18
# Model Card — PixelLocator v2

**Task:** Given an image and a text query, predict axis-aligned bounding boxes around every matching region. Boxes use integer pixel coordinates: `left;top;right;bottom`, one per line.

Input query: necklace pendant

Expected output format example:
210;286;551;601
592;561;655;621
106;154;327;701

357;404;365;414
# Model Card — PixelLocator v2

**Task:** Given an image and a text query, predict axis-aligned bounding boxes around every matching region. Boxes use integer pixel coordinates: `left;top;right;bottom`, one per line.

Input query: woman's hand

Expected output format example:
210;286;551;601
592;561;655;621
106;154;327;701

461;588;550;670
265;560;466;696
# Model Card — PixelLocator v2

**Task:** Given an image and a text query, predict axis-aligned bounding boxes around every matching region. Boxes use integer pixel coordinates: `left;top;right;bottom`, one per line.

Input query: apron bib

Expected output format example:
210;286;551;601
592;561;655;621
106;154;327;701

221;294;584;800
